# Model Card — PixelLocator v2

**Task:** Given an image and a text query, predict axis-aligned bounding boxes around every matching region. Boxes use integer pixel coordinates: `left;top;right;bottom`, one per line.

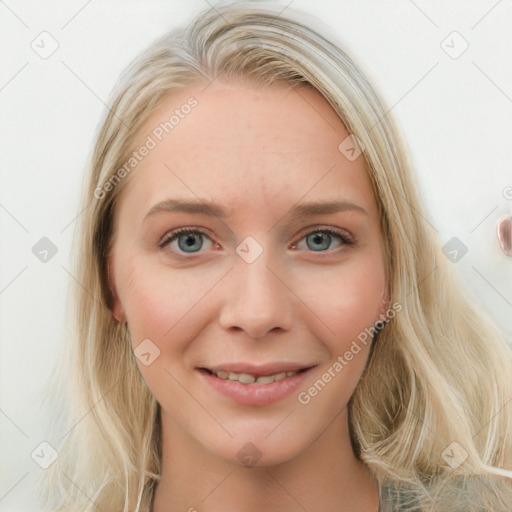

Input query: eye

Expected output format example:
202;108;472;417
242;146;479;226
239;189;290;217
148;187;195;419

292;227;354;252
159;228;213;254
159;226;354;256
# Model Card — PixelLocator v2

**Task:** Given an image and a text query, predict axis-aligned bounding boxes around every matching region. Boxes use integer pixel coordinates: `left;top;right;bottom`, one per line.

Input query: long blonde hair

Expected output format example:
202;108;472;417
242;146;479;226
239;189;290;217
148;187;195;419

39;2;512;510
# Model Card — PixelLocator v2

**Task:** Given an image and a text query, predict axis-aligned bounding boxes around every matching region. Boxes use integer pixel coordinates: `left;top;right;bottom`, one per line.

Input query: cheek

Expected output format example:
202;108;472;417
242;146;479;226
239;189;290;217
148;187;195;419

118;260;203;397
118;258;217;348
293;257;387;408
337;266;386;327
295;254;387;350
120;249;387;346
122;268;172;341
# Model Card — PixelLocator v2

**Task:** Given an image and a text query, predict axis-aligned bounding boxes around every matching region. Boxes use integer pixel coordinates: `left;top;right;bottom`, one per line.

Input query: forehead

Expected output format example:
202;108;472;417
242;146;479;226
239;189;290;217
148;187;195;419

117;80;377;222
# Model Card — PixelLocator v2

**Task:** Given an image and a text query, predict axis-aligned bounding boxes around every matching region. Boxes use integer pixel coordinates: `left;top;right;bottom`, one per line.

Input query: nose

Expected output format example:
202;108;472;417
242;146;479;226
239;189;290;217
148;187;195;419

218;247;294;339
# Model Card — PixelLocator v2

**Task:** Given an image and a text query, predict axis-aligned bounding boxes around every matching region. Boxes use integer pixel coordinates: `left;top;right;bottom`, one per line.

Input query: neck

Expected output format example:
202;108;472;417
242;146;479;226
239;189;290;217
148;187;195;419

152;408;379;512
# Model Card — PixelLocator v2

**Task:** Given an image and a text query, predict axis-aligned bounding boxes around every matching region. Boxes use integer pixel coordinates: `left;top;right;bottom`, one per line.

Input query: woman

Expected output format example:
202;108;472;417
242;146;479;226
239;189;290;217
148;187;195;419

40;2;512;511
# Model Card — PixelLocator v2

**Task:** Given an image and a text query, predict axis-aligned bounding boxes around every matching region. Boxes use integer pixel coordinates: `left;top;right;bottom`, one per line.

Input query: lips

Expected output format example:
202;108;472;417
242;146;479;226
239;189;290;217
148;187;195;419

200;367;309;384
199;362;313;377
196;363;316;406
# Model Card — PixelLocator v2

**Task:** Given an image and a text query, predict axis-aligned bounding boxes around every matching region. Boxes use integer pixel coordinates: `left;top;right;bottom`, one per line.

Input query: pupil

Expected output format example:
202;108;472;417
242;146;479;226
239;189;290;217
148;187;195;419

308;233;330;251
179;234;202;252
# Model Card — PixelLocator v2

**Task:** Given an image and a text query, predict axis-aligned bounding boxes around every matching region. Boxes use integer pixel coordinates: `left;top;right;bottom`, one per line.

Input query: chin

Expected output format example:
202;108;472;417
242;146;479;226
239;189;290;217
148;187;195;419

203;427;310;469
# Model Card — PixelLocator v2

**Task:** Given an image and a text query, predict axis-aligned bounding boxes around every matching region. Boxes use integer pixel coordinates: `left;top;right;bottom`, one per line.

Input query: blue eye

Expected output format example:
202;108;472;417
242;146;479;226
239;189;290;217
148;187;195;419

294;228;354;252
159;227;353;255
160;228;212;254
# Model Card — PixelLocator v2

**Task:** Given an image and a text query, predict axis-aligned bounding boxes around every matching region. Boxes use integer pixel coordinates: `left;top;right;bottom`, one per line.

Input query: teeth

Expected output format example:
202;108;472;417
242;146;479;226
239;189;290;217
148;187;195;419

255;375;275;384
213;369;300;384
238;373;256;384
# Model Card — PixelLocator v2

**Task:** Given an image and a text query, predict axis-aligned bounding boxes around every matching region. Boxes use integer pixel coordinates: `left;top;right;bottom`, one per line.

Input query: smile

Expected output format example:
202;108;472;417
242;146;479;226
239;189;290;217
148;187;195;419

201;367;309;384
197;365;316;406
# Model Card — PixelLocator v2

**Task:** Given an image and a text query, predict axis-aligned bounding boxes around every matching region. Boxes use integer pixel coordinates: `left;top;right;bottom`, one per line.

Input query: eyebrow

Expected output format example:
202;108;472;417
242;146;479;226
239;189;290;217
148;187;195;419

143;198;368;224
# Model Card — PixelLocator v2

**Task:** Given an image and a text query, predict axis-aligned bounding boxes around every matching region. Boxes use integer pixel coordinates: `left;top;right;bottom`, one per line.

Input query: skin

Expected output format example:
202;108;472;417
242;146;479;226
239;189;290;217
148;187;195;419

108;79;389;511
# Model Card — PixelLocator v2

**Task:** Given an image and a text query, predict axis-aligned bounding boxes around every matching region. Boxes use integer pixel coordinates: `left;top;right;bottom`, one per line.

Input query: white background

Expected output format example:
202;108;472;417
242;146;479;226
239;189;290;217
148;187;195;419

1;0;511;509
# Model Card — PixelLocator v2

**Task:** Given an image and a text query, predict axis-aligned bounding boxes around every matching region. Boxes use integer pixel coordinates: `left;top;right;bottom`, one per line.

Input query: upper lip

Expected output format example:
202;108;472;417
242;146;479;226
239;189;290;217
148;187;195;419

199;362;315;376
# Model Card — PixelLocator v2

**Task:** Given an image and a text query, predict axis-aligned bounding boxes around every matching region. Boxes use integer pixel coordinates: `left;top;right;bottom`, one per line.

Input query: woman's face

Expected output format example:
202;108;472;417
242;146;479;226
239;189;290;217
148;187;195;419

109;80;389;466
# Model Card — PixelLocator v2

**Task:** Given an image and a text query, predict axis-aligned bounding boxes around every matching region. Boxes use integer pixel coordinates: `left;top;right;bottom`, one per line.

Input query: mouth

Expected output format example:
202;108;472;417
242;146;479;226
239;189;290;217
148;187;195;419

196;364;317;406
198;366;311;385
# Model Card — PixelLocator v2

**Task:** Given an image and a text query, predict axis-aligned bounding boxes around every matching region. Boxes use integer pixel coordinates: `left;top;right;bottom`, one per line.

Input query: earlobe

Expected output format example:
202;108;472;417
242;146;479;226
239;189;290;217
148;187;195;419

377;285;390;322
107;257;126;323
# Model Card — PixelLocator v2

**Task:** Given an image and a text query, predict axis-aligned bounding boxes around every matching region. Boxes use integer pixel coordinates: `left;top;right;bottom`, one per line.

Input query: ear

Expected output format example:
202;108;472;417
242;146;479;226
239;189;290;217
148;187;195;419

107;256;126;323
377;284;391;323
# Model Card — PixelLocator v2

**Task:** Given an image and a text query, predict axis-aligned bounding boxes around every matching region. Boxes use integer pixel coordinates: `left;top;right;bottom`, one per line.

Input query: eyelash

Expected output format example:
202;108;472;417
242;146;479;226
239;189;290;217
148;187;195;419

158;226;355;256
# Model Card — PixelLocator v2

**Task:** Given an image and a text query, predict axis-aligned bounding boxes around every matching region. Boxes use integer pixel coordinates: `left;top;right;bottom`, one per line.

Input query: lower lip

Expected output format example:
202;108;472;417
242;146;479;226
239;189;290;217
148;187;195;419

197;368;314;406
